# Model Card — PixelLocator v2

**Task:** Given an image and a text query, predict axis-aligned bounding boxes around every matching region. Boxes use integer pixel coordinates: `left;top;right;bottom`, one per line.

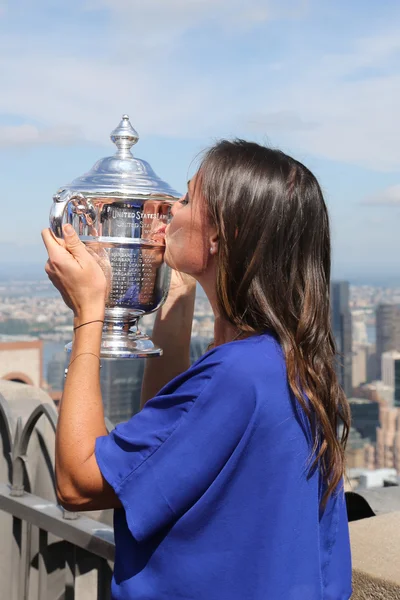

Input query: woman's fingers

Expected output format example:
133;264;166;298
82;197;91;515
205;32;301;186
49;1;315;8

62;224;90;265
41;229;71;270
41;228;60;254
42;226;88;264
41;225;108;317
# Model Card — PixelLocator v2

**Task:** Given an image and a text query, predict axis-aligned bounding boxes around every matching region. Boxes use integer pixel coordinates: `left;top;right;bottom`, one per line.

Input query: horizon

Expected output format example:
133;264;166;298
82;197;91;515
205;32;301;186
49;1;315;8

0;262;400;289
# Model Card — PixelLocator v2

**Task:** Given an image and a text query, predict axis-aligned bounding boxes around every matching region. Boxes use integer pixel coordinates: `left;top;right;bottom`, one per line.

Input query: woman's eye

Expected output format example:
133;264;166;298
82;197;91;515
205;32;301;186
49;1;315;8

180;194;189;206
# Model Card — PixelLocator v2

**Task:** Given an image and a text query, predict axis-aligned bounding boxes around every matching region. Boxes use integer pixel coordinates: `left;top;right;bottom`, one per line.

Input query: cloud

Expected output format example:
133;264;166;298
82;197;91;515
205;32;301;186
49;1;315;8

79;0;310;59
257;29;400;171
0;124;84;147
0;1;400;173
86;0;307;33
246;110;319;133
362;184;400;207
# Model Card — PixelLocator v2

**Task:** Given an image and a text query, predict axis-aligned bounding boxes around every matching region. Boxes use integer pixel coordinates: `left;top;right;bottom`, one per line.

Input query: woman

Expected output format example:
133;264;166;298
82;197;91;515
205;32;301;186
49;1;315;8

42;140;352;600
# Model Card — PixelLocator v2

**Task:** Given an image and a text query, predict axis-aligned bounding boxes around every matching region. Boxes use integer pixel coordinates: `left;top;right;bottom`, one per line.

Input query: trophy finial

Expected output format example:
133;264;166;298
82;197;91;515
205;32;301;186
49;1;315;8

110;114;139;155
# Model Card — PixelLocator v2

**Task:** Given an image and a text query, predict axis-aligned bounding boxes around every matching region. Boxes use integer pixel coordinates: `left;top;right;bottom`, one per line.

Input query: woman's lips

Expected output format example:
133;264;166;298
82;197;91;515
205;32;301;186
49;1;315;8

153;224;167;235
150;224;167;243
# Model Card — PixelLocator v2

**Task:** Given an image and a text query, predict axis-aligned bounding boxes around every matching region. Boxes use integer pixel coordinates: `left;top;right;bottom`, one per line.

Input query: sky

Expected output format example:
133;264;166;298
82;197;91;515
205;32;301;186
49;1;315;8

1;0;400;284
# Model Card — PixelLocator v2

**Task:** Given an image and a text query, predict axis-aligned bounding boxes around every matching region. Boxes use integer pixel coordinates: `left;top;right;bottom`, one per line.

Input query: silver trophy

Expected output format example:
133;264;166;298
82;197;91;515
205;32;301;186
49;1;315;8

49;115;180;358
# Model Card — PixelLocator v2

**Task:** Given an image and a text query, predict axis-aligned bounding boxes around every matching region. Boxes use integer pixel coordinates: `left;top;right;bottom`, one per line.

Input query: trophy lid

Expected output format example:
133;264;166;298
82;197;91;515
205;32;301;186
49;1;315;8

56;115;180;199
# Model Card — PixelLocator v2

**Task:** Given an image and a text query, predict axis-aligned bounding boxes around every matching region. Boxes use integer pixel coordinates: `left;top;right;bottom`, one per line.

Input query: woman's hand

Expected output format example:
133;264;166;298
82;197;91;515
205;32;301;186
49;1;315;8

41;224;108;321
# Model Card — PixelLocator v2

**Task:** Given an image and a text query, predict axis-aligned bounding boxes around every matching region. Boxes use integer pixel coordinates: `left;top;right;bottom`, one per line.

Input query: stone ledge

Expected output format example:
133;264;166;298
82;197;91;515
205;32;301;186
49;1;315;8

350;511;400;598
352;571;400;600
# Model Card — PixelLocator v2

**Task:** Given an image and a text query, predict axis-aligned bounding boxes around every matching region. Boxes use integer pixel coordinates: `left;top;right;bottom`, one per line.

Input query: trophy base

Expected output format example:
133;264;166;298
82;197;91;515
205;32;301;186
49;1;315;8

65;336;162;359
65;317;163;359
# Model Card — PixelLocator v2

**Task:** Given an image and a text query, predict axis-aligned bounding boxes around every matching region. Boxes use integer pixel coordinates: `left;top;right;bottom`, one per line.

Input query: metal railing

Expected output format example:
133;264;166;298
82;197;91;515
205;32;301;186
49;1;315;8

0;391;115;600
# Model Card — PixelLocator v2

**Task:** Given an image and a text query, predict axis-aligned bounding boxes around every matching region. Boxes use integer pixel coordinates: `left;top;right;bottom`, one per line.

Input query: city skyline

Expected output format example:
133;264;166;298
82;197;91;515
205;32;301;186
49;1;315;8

0;1;400;280
1;275;399;363
2;274;400;472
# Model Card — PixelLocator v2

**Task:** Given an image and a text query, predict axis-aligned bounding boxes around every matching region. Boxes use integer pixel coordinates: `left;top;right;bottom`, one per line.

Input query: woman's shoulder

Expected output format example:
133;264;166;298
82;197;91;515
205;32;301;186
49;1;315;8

152;331;289;428
194;331;285;374
174;331;287;404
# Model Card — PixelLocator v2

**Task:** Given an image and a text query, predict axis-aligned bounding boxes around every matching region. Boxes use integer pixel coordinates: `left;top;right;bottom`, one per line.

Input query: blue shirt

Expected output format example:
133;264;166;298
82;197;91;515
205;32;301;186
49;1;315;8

95;332;352;600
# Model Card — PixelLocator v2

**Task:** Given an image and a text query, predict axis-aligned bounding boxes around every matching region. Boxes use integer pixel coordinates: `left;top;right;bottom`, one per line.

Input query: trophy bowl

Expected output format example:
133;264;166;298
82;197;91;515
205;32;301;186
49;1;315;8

49;115;180;358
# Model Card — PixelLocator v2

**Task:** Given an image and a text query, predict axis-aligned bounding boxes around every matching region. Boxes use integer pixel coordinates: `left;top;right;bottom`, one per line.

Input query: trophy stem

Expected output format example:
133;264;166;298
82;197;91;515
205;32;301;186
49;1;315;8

103;315;140;338
100;314;163;358
65;315;163;360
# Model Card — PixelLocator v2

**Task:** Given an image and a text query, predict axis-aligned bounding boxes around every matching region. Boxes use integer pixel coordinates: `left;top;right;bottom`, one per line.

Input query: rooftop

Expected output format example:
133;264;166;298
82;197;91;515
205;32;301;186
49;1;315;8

348;397;377;405
0;379;399;598
0;334;39;342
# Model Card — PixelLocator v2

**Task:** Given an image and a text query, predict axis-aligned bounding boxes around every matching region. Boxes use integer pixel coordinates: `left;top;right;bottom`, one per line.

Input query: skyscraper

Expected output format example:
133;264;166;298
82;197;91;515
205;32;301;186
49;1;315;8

376;404;400;470
381;350;400;406
376;304;400;379
382;351;400;409
348;397;379;443
352;345;367;388
395;362;400;409
46;350;67;393
331;281;353;397
101;359;144;425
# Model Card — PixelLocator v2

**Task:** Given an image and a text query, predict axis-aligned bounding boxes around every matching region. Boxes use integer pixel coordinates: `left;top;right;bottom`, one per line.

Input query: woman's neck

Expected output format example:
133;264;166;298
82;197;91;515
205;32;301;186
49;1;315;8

213;316;244;347
198;274;243;347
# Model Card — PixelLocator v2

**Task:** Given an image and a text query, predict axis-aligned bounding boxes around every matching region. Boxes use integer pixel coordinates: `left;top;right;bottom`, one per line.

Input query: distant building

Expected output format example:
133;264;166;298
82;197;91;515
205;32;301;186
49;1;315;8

352;345;368;388
331;281;353;396
366;344;378;382
355;343;378;384
396;365;400;409
101;359;144;425
0;336;43;387
375;404;400;471
343;426;374;470
382;350;400;408
351;468;398;490
353;380;394;406
46;351;66;394
348;397;379;443
376;304;400;379
352;319;368;345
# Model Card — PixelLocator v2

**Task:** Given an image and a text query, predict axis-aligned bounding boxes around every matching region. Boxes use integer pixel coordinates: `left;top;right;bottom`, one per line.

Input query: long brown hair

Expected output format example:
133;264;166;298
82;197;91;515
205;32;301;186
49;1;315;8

198;140;351;506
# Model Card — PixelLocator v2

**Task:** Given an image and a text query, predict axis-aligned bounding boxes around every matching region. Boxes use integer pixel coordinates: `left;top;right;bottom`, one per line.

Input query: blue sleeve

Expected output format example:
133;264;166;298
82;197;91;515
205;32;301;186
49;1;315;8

95;354;256;542
322;488;352;599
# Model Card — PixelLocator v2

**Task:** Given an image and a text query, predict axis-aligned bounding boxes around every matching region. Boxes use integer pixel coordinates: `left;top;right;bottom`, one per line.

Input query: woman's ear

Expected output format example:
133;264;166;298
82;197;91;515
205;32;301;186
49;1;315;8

209;231;219;256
